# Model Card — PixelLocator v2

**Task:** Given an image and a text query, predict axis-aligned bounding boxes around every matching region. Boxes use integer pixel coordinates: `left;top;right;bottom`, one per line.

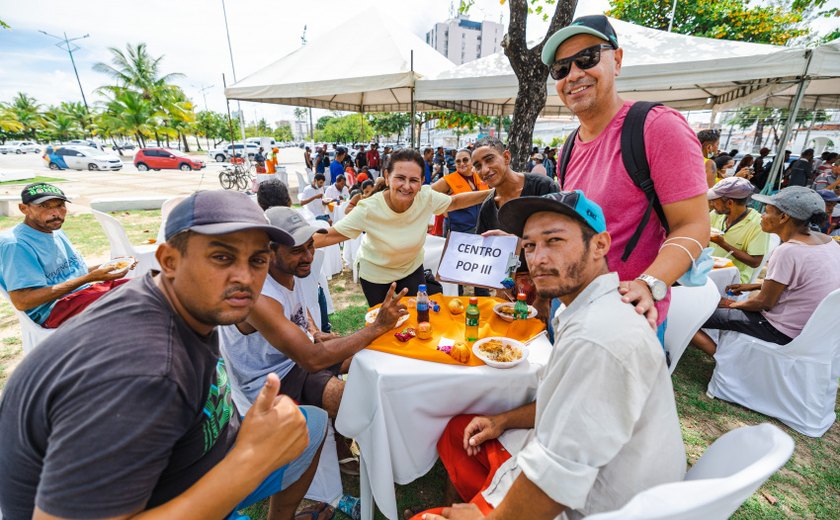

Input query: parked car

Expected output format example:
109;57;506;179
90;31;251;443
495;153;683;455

0;140;41;154
111;141;137;151
208;143;260;162
43;145;123;171
66;139;101;149
134;148;205;171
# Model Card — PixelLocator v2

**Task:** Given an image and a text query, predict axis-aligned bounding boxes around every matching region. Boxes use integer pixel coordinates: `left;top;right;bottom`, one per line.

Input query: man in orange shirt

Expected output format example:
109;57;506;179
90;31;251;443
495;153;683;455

266;147;279;174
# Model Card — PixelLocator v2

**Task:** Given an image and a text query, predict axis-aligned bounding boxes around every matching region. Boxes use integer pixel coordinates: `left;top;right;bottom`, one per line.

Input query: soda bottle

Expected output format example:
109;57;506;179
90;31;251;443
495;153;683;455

416;284;430;323
465;297;480;343
514;292;529;320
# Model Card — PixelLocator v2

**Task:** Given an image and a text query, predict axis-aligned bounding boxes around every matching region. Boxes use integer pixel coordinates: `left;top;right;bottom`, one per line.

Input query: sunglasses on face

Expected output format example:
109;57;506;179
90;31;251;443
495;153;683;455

456;158;471;164
550;44;614;80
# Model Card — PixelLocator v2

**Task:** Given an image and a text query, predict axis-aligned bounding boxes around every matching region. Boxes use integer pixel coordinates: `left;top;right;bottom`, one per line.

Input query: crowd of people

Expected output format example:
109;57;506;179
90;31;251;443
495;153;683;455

0;14;838;520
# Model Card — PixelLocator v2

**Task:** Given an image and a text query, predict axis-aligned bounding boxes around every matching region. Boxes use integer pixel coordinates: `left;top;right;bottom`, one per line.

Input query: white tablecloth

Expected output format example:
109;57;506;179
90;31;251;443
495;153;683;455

335;336;553;520
708;266;740;296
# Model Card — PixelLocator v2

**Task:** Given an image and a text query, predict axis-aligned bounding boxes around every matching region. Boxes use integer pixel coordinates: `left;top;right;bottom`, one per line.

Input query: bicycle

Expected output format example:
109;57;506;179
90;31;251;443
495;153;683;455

218;162;254;191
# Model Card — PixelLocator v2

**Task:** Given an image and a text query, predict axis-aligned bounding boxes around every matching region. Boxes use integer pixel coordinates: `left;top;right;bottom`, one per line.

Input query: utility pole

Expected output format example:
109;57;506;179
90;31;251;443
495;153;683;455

39;30;91;131
192;84;215;111
667;0;679;32
221;0;248;150
301;24;314;144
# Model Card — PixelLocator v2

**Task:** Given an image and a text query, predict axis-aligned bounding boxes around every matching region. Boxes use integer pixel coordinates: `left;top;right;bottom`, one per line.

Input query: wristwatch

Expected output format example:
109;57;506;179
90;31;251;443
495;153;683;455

636;274;667;302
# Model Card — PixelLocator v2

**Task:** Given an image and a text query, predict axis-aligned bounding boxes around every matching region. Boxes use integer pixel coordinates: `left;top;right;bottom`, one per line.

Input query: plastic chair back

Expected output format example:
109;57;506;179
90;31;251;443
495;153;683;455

665;278;720;373
749;233;781;283
92;210;160;278
156;195;188;243
586;424;793;520
0;285;55;354
295;171;309;203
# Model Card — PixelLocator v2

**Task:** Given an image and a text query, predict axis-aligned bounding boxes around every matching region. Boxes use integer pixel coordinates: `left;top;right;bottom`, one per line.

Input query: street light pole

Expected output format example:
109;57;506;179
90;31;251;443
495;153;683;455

667;0;678;32
221;0;248;151
192;84;215;111
39;30;91;113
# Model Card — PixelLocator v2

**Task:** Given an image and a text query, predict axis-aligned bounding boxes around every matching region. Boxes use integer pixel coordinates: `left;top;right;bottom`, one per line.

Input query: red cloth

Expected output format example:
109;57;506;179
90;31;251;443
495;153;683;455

409;414;511;519
43;279;131;328
431;214;445;236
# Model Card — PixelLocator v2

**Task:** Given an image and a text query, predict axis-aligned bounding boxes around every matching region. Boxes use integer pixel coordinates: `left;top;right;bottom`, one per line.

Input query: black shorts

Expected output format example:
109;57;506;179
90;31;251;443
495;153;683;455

703;308;793;345
280;362;342;408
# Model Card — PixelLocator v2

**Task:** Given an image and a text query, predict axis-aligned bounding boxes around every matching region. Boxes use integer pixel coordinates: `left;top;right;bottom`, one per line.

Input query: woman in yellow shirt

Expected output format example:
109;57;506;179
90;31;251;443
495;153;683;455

314;148;490;305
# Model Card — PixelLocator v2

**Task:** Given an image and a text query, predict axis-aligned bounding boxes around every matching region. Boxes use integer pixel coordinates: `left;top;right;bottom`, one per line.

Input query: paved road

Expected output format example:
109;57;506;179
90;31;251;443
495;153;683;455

0;148;308;214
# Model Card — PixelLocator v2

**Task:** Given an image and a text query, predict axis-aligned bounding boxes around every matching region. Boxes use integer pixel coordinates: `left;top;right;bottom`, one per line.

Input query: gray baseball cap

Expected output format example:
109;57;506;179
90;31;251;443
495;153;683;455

264;206;326;247
164;191;294;245
707;177;755;200
752;187;826;221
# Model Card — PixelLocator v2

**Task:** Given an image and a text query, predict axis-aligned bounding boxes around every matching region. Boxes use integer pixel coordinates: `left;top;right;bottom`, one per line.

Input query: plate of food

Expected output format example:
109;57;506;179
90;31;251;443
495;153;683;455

493;302;538;322
365;308;410;329
712;256;733;268
472;337;528;369
102;256;134;274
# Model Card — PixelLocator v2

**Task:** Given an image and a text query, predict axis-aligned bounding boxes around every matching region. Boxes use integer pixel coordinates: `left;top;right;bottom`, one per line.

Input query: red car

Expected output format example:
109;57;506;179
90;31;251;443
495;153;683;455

134;148;205;171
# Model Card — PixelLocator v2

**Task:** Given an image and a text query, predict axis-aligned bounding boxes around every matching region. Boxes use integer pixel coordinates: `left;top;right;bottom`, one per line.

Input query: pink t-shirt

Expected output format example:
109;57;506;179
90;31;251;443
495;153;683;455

762;240;840;338
560;101;707;322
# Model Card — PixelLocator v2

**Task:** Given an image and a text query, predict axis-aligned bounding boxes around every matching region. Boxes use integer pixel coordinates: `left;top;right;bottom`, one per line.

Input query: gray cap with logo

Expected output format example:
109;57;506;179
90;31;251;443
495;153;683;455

264;206;327;247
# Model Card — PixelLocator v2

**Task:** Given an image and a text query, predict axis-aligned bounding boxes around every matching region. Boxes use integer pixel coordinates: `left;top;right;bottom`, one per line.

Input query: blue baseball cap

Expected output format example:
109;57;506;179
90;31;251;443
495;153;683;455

498;190;607;237
165;191;294;245
541;15;619;66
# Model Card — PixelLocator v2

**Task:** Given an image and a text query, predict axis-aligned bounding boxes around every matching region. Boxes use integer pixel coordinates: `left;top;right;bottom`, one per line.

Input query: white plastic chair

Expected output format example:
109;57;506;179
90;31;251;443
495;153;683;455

423;234;458;296
295;171;309;204
305;167;315;184
92;210;159;278
0;286;55;354
748;233;781;283
156;195;188;244
664;278;720;374
707;288;840;437
310;218;343;279
586;423;793;520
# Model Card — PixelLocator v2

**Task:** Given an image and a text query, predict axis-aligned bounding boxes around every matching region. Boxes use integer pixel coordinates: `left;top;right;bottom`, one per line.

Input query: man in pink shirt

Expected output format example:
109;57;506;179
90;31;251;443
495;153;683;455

543;15;710;342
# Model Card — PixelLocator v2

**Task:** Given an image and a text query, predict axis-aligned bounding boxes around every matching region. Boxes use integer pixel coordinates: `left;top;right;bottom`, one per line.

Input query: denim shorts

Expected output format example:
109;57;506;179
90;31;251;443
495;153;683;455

227;405;328;519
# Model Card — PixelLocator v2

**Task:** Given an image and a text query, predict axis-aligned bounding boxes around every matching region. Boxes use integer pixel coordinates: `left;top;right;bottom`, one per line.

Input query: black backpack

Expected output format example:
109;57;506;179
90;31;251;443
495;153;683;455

558;101;670;262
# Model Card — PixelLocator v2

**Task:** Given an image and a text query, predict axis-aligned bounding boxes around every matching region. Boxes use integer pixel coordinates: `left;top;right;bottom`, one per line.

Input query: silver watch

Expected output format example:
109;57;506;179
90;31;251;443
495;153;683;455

636;274;667;301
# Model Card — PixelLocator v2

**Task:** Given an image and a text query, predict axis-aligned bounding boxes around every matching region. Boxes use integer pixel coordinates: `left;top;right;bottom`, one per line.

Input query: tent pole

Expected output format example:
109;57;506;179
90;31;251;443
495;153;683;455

761;49;813;196
410;50;416;148
801;98;820;151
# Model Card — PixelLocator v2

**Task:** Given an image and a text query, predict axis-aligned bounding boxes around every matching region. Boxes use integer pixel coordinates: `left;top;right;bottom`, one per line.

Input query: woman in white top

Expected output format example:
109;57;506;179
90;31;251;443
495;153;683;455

314;148;490;306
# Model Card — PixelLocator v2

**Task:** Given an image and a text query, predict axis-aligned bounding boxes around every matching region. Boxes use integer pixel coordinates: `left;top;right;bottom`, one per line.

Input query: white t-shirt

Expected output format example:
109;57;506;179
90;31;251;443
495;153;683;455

219;275;311;413
301;184;326;217
483;273;686;518
325;184;350;202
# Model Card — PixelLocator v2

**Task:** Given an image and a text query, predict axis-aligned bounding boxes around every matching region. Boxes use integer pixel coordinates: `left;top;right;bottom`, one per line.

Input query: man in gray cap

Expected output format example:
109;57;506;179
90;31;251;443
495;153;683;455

0;182;134;328
0;190;327;520
543;15;710;343
222;206;407;419
692;186;840;356
707;177;769;283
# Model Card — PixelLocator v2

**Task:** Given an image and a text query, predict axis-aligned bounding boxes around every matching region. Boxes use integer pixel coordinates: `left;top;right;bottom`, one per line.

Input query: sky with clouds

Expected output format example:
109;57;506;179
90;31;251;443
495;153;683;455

0;0;614;125
1;0;835;127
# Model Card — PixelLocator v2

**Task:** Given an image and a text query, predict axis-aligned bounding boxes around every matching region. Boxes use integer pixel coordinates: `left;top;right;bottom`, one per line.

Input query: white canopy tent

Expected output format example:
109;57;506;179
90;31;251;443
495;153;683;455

224;9;454;114
414;18;840;116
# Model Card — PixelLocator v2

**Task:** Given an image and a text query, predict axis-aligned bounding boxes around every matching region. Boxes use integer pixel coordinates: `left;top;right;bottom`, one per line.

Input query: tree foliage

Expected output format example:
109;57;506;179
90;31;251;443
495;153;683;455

314;114;373;143
606;0;820;45
369;112;411;142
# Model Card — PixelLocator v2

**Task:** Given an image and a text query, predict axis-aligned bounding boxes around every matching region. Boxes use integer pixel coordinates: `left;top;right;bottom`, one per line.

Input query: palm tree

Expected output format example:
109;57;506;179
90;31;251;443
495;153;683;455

42;106;82;142
101;90;155;148
93;43;183;101
10;92;43;139
0;103;23;134
59;101;91;137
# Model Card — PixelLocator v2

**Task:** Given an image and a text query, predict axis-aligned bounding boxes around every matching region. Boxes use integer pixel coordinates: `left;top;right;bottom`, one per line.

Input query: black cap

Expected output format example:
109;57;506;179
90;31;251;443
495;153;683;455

541;15;619;65
21;183;70;205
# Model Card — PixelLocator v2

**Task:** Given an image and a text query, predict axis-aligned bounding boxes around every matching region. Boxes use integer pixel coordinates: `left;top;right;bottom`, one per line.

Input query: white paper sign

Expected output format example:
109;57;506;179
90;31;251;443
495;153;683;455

437;231;519;289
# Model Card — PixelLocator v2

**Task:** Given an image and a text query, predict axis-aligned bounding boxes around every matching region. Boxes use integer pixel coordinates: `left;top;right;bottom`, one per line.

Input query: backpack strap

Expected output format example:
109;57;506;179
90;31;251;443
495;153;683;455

620;101;669;262
557;127;579;189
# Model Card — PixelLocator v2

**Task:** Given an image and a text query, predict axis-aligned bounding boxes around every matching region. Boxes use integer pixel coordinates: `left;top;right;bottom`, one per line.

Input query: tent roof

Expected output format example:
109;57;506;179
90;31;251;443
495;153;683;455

224;9;454;112
415;18;838;116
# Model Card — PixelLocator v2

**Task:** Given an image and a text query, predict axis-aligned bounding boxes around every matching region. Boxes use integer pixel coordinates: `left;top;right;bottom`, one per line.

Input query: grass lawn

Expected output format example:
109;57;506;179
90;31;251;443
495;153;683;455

0;176;67;186
0;225;837;519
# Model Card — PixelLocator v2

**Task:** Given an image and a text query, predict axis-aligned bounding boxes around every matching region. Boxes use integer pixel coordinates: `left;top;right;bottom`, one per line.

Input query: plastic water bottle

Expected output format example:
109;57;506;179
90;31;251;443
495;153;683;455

465;297;480;343
417;284;430;323
514;292;529;320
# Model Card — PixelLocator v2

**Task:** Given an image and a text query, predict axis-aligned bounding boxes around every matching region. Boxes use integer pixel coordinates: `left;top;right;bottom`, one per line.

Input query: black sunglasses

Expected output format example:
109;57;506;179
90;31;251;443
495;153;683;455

549;44;614;80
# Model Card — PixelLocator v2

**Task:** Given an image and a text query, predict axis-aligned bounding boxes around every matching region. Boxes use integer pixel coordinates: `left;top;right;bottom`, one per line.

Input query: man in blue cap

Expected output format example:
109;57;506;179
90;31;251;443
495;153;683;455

413;192;685;520
544;15;710;345
0;190;328;520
